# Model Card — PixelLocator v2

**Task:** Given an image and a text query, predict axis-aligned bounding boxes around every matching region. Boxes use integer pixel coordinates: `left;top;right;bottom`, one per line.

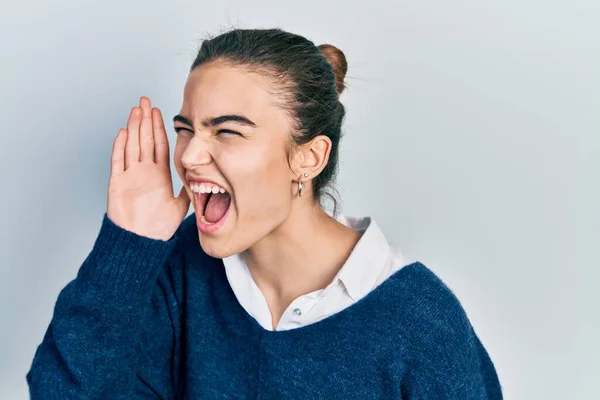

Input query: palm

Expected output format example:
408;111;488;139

107;96;190;241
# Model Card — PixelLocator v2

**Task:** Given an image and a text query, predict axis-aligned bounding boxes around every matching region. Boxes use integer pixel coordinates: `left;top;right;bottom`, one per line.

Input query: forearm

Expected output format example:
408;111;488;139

26;214;177;400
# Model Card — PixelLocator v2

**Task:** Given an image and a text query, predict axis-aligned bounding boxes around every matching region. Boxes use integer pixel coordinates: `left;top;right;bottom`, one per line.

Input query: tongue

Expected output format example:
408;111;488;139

204;193;231;223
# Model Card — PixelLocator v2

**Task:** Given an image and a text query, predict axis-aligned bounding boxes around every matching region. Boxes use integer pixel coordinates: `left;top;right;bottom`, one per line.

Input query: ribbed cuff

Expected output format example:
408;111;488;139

79;213;178;306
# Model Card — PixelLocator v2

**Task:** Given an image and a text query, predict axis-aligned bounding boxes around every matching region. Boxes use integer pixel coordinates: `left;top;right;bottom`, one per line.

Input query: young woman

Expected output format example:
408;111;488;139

27;28;503;399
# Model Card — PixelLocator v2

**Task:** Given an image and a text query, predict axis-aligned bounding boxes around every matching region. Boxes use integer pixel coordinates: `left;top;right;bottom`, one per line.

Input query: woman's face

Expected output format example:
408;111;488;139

173;62;298;258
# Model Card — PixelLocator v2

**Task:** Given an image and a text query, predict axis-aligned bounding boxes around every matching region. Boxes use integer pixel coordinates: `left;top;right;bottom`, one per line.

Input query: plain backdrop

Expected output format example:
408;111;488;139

1;0;598;398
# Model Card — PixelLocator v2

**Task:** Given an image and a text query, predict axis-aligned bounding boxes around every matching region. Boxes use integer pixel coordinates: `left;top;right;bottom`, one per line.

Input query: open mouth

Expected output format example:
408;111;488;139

190;182;232;230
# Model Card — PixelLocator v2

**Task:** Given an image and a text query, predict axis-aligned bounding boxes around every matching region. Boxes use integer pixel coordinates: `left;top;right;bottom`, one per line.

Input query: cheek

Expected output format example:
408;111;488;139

218;142;291;217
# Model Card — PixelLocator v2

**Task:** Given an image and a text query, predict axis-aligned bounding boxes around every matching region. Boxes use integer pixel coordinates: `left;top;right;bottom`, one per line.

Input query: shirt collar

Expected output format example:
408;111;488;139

332;215;393;302
223;215;397;303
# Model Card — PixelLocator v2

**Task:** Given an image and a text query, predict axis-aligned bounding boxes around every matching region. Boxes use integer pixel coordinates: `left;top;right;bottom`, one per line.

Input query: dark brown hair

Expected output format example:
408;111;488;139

190;28;348;211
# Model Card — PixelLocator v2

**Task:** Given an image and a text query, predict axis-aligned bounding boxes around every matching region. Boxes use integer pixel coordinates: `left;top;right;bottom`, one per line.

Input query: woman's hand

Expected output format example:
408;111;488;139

107;96;190;241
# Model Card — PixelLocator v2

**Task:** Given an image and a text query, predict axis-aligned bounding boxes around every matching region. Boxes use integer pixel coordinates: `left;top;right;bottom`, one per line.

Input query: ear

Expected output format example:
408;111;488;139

289;135;332;180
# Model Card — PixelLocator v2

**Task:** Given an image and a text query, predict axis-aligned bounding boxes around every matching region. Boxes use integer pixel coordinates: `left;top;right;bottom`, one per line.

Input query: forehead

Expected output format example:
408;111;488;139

180;63;286;125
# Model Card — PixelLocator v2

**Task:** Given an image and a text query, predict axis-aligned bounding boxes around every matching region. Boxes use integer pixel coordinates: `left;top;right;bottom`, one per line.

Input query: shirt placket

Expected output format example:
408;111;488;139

276;279;341;330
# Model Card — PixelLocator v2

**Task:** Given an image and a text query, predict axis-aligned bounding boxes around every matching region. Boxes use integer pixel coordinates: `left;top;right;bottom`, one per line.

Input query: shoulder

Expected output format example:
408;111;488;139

388;263;503;397
390;261;468;310
397;261;464;314
386;262;475;345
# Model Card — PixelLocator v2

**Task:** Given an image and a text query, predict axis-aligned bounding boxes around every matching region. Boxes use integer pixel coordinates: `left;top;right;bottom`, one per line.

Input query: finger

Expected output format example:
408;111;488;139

139;96;154;162
110;128;127;177
176;186;191;218
125;106;141;169
152;107;170;165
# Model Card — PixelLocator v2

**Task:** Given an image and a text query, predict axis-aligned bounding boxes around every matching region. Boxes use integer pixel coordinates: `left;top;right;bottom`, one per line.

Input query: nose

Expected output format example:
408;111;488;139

180;135;213;169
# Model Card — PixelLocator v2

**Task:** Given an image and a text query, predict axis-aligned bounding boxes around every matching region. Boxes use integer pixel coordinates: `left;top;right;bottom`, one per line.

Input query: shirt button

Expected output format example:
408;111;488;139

293;308;302;316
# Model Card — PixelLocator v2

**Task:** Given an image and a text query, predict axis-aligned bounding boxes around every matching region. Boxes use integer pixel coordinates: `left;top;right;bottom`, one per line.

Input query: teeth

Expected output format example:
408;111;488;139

200;215;215;225
190;182;228;195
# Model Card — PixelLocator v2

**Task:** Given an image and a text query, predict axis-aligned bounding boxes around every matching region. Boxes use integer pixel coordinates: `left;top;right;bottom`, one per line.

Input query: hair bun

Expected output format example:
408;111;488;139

318;44;347;96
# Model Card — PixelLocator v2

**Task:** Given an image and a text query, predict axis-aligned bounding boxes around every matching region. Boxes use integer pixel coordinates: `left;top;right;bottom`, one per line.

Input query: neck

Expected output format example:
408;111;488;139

241;200;361;322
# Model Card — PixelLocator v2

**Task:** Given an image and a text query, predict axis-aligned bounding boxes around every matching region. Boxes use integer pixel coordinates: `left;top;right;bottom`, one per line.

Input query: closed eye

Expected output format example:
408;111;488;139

174;127;192;135
217;129;242;136
173;127;242;137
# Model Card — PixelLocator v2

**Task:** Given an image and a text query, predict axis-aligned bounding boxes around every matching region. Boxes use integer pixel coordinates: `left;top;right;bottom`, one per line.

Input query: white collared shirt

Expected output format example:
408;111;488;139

222;216;415;331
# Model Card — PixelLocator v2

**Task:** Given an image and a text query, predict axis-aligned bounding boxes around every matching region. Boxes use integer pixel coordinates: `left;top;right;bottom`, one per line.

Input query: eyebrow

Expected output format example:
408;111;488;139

172;114;257;128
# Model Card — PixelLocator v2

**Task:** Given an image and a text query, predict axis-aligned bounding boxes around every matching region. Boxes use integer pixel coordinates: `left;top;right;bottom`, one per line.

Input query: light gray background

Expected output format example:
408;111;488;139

1;0;598;398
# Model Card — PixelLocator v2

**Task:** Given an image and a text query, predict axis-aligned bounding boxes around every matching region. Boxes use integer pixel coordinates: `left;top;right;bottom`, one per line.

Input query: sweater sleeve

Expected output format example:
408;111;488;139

26;213;182;400
401;284;504;399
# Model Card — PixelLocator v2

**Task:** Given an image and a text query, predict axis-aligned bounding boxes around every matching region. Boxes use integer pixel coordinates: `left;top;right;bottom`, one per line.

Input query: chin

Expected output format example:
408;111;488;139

197;237;236;259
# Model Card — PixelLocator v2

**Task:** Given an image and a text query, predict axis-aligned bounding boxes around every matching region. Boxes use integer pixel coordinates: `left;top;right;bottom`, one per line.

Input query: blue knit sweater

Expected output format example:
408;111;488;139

26;213;503;399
